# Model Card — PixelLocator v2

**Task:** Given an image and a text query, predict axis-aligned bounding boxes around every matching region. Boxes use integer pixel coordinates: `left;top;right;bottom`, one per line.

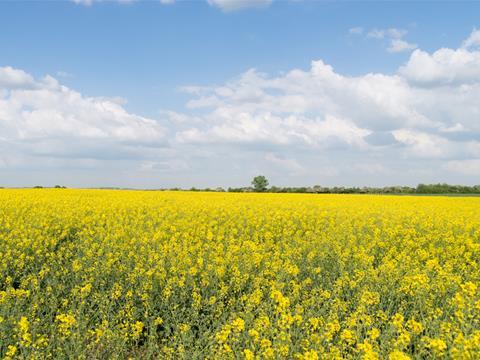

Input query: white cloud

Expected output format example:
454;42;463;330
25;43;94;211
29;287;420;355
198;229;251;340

207;0;272;11
176;60;424;146
176;111;370;148
367;28;406;40
172;29;480;184
439;123;465;133
0;66;35;89
399;47;480;85
366;29;385;39
4;29;480;187
0;67;166;162
388;39;418;53
462;28;480;49
365;27;417;53
392;129;451;158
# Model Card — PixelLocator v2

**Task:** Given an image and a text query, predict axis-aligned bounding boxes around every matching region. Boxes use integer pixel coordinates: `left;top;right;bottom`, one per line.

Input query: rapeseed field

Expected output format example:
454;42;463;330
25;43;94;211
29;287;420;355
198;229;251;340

0;189;479;359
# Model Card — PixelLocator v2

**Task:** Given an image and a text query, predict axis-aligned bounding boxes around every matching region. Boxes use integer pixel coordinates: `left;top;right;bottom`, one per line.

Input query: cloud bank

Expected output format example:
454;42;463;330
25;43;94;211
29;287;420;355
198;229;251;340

1;29;480;187
0;67;167;179
169;29;480;185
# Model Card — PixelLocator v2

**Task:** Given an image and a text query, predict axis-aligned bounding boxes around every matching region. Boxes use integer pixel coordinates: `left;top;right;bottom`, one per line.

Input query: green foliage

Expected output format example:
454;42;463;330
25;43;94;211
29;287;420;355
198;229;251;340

251;176;269;192
416;183;480;194
230;183;480;195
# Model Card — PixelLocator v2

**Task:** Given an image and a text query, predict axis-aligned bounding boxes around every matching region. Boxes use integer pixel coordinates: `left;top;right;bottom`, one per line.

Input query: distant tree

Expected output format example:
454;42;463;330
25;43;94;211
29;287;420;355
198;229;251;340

251;175;269;192
268;186;281;193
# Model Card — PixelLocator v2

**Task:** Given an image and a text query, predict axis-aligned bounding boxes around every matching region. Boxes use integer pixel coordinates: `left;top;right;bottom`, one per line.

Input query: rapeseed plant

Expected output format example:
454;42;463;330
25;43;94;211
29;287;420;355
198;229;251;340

0;189;478;358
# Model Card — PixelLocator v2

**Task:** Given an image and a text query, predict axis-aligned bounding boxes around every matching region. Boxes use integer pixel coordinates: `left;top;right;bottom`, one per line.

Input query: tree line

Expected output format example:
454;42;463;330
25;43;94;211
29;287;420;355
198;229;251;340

222;177;480;195
10;177;480;195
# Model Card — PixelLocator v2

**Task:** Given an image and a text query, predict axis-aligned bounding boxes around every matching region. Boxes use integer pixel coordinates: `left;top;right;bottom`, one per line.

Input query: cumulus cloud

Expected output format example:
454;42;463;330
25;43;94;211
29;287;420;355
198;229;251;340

462;28;480;49
3;29;480;187
0;66;35;89
392;129;452;158
388;39;418;53
367;28;407;40
364;27;417;53
176;111;370;148
171;29;480;184
176;60;421;146
0;67;166;163
399;47;480;85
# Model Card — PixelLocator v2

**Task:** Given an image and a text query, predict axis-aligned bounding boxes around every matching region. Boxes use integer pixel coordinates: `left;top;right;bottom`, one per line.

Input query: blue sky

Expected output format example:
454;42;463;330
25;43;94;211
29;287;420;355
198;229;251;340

1;1;480;188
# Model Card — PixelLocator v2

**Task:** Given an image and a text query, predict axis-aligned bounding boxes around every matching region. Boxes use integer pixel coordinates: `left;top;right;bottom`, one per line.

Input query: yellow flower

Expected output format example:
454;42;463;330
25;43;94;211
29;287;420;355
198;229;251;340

1;189;479;358
301;349;319;360
262;347;274;359
248;329;260;341
208;296;217;305
260;338;272;348
461;282;477;297
18;316;29;333
5;345;17;359
132;321;144;339
406;319;424;335
391;313;404;330
179;323;190;333
308;317;321;331
215;325;231;344
368;328;381;341
388;350;411;360
34;335;48;349
231;317;245;332
340;329;356;345
56;313;76;337
243;349;255;360
394;330;411;349
17;316;32;347
428;338;447;355
358;342;379;360
80;283;92;297
279;345;289;356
